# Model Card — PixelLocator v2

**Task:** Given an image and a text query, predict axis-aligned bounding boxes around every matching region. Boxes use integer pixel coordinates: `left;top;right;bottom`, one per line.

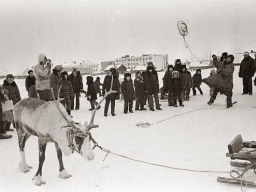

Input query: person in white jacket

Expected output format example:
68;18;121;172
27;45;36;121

34;54;52;101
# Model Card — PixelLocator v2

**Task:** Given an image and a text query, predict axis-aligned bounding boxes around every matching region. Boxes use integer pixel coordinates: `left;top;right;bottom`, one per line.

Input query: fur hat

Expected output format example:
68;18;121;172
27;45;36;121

38;54;47;64
196;69;201;73
167;65;174;71
86;76;94;84
28;70;33;74
54;65;63;71
175;59;181;64
6;74;14;79
96;77;100;81
124;73;131;79
60;71;68;79
226;54;234;64
221;52;228;59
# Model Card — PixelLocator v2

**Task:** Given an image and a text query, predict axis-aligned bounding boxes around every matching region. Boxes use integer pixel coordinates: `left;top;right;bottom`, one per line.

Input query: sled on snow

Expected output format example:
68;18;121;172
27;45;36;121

217;134;256;188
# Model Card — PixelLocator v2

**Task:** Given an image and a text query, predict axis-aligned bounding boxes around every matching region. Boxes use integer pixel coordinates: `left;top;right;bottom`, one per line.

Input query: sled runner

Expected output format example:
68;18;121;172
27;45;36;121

217;134;256;189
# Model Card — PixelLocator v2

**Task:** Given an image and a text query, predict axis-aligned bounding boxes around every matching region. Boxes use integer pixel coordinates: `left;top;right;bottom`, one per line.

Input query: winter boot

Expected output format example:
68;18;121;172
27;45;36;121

179;99;184;107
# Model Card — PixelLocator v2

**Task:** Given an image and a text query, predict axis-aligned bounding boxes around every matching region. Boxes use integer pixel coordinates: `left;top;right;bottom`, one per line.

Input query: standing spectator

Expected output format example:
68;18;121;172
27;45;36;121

169;71;184;107
239;51;255;95
185;70;192;101
34;54;52;101
86;76;100;111
163;65;174;106
50;65;63;99
209;69;216;96
0;86;12;139
102;68;120;116
0;86;14;132
143;63;161;111
192;69;203;95
121;73;135;114
203;55;235;108
25;70;38;98
134;71;146;111
94;77;102;97
173;59;183;72
59;71;74;116
180;65;187;101
3;74;21;105
69;68;83;110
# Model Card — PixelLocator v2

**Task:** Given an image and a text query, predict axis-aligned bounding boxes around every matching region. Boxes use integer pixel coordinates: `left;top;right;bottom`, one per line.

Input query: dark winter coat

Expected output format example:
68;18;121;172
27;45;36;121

239;56;255;78
203;60;234;92
163;72;173;92
59;73;74;103
87;76;97;101
102;75;120;100
94;79;102;94
143;66;159;94
25;75;36;92
192;72;202;87
3;80;21;105
121;79;135;101
50;69;61;99
69;71;83;93
134;77;146;98
186;71;193;89
169;77;182;97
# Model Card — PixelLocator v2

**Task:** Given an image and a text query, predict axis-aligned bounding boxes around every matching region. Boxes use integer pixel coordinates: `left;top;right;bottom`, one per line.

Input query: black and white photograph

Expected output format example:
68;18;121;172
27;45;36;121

1;0;256;192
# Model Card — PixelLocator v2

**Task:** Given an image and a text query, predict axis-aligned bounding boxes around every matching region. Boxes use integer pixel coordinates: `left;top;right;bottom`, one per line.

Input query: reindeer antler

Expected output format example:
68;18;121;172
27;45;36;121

86;75;117;131
51;86;78;130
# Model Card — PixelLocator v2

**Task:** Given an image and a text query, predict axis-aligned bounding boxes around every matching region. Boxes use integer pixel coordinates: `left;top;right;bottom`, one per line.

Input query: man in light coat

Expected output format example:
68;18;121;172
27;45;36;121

34;54;52;101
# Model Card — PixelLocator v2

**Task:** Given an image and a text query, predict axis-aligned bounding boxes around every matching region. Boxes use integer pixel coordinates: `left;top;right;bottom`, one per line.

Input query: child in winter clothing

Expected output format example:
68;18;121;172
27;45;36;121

134;71;146;111
121;73;135;114
94;77;102;97
0;86;14;133
3;74;21;105
169;71;184;107
163;65;175;106
25;70;38;98
185;71;192;101
59;71;74;116
192;69;203;95
209;69;216;96
86;76;100;111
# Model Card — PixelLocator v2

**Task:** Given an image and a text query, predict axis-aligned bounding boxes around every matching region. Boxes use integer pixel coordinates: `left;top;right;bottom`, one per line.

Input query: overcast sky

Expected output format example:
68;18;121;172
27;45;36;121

0;0;256;74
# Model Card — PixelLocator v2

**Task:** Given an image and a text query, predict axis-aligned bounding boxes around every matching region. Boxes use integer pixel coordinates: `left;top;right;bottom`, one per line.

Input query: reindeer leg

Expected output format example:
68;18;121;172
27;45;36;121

17;123;32;173
55;143;72;179
33;138;47;186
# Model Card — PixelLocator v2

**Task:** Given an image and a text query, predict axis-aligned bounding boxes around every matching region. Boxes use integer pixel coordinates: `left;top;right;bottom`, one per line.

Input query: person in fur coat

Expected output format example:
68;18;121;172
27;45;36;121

121;73;135;114
25;70;38;98
50;65;63;99
134;71;146;111
203;54;235;108
86;76;100;111
192;69;203;95
102;68;120;116
59;71;74;115
169;71;184;107
3;74;21;105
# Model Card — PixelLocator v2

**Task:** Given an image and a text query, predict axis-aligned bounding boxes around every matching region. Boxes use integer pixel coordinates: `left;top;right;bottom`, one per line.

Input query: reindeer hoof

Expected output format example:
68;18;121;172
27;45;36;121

32;175;46;186
59;169;72;179
19;163;32;173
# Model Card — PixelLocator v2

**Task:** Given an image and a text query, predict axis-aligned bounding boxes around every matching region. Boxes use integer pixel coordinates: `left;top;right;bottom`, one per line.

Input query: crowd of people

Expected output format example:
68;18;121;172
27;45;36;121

0;52;256;139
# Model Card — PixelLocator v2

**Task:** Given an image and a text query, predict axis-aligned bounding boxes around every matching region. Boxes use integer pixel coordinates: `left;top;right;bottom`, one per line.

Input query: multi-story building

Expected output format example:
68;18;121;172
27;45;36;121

114;54;168;70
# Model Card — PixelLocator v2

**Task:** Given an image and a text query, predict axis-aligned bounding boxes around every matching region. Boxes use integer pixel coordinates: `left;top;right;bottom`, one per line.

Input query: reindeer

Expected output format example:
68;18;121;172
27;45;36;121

13;79;117;186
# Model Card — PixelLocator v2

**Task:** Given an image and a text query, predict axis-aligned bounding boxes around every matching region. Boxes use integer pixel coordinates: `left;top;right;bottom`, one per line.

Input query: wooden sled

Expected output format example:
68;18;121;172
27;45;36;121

217;134;256;188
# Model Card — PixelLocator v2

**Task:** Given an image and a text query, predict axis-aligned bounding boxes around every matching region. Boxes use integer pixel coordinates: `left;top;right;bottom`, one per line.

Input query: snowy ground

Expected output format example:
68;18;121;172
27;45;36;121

1;66;256;192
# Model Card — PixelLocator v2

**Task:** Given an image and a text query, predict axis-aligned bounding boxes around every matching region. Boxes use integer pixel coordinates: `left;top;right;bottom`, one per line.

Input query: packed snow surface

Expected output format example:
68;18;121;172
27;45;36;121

1;66;256;192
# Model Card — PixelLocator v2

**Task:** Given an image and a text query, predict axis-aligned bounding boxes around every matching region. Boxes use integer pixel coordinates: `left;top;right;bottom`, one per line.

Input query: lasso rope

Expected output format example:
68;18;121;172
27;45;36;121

136;107;210;128
92;142;229;174
177;20;203;62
